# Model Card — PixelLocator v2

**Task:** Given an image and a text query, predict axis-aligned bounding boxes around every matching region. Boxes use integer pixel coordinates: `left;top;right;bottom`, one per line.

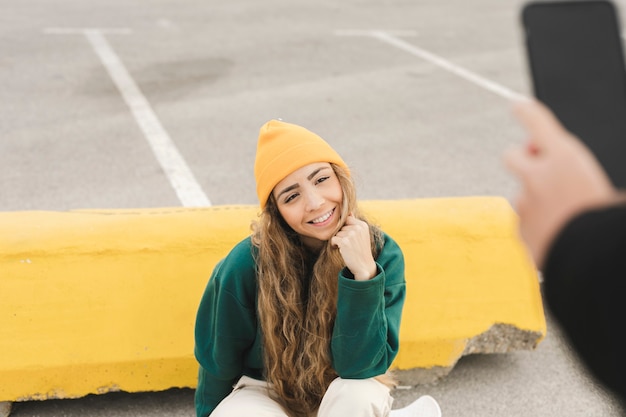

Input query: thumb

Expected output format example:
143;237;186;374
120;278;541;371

513;98;569;150
503;145;533;179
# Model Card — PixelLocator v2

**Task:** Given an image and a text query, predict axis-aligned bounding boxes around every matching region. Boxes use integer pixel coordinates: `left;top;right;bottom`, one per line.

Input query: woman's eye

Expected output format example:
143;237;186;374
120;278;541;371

316;176;330;184
284;193;298;203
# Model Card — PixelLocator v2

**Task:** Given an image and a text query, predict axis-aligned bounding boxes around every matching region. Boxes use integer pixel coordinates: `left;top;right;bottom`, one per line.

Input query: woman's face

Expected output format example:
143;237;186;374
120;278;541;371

273;162;344;251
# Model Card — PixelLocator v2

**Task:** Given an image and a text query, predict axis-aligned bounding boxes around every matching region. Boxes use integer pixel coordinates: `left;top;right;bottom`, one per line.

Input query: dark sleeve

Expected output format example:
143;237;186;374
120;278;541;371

331;233;406;378
194;239;258;417
543;204;626;402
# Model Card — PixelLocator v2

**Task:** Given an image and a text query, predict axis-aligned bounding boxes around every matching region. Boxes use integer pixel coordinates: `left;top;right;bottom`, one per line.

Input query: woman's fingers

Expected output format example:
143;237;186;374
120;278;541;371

332;215;376;280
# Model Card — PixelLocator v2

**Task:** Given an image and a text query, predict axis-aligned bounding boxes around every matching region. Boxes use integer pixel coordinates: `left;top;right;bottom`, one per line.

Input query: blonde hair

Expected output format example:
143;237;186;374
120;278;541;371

251;164;383;416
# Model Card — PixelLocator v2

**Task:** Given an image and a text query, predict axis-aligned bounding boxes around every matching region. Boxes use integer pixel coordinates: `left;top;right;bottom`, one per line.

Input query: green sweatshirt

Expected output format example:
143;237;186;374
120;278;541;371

194;233;406;417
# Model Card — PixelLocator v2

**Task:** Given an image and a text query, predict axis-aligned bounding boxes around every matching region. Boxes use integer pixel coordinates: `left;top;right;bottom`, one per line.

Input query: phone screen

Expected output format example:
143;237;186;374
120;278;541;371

522;0;626;187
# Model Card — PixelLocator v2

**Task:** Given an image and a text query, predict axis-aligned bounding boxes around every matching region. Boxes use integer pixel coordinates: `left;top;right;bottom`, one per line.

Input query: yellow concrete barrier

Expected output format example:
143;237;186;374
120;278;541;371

0;197;545;402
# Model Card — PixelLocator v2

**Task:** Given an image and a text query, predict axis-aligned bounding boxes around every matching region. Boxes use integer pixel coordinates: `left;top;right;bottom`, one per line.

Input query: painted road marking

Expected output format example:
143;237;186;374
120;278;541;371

44;27;132;35
43;28;211;207
335;30;527;101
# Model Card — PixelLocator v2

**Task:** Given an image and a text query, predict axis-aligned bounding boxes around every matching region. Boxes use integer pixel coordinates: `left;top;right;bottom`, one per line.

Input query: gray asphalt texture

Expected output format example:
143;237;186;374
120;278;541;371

2;0;625;415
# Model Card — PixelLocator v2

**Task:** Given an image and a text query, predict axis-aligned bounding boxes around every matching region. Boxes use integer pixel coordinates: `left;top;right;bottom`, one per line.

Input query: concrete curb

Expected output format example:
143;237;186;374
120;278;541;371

0;197;546;402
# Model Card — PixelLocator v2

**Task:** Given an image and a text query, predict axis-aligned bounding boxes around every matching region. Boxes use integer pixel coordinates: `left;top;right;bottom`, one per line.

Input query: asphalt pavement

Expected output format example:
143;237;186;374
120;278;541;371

2;0;625;415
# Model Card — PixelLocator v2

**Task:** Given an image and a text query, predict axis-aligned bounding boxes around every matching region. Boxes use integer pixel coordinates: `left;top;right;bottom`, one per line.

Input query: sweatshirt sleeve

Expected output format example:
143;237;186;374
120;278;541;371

194;239;258;417
543;205;626;401
331;233;406;378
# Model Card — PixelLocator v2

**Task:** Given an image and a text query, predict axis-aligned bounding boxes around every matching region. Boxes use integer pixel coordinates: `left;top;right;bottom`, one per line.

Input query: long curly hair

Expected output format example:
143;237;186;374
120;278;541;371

251;163;383;416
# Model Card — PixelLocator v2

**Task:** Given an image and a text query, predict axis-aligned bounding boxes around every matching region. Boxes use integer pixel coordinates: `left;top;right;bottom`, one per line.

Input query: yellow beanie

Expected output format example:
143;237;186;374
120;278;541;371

254;119;349;208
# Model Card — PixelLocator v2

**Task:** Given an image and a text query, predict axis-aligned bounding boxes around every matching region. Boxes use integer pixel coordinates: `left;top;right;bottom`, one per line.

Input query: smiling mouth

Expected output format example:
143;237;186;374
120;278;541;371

309;208;335;224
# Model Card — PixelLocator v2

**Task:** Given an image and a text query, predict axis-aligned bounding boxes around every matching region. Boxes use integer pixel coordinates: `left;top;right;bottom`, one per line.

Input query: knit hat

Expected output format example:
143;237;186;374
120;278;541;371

254;119;349;208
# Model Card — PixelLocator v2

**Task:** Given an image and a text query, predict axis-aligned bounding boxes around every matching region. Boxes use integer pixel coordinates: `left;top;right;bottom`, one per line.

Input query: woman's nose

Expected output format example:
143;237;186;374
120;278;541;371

304;190;324;211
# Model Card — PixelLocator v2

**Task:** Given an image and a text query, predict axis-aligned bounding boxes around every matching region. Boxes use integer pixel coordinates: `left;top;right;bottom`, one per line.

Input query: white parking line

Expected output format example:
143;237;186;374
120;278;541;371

335;30;527;101
44;28;211;207
44;27;132;35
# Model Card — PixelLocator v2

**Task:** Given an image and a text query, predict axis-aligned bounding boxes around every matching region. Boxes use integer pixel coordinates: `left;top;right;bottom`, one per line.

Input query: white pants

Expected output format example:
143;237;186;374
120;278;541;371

211;375;393;417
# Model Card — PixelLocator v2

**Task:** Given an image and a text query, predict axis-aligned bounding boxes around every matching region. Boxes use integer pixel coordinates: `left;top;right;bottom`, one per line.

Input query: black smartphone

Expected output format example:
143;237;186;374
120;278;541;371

522;0;626;188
